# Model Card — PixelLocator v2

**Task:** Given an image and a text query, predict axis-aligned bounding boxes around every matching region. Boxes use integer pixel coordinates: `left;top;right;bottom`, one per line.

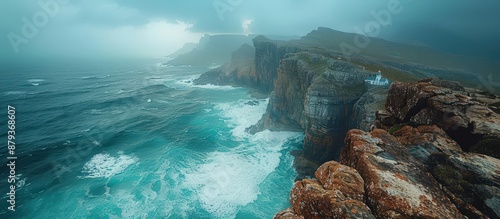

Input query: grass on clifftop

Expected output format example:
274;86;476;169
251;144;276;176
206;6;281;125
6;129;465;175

298;53;327;72
470;137;500;159
351;61;420;82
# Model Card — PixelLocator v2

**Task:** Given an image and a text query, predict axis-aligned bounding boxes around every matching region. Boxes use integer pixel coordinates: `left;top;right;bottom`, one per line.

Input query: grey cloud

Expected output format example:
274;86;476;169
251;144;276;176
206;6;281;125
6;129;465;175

1;0;499;60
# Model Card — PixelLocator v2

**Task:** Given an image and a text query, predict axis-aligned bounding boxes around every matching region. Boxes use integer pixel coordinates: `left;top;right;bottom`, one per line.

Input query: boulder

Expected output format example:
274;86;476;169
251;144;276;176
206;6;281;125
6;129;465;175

275;161;375;219
342;129;467;218
385;79;500;155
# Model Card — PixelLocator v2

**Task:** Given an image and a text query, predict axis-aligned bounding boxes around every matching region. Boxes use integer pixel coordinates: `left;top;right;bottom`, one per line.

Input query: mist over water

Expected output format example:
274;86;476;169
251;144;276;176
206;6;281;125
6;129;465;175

1;1;499;61
0;59;303;218
1;1;499;218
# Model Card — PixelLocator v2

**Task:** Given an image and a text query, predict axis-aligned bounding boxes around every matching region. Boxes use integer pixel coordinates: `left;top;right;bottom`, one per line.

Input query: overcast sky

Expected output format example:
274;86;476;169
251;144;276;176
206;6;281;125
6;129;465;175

1;0;499;60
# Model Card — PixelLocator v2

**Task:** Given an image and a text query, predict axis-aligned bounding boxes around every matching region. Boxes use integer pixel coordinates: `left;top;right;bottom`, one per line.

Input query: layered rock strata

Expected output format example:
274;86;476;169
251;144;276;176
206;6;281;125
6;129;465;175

252;53;369;163
276;79;500;218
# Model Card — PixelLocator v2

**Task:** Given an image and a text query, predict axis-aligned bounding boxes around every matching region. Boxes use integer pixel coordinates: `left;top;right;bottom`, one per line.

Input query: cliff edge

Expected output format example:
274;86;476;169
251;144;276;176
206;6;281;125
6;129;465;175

275;79;500;219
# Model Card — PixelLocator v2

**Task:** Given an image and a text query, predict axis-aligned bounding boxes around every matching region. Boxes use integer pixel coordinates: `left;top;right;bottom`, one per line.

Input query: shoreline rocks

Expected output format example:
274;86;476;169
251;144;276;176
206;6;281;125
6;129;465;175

275;79;500;218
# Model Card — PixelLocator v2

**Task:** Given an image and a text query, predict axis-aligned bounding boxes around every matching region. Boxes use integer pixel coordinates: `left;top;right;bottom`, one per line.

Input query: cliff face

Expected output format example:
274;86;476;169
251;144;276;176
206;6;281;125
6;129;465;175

252;36;301;93
349;86;387;131
276;79;500;219
190;28;500;218
251;52;368;164
193;36;302;93
193;43;259;88
197;35;382;174
168;34;254;66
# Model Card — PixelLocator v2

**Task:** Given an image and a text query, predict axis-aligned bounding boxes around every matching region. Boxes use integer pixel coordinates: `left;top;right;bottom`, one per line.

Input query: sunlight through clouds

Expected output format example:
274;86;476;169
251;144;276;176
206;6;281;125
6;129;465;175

1;0;499;60
97;20;201;57
242;19;253;35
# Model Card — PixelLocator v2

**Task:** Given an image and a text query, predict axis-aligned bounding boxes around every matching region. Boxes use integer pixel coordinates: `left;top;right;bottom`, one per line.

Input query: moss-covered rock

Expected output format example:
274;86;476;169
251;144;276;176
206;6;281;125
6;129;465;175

432;164;468;193
489;102;500;114
490;102;500;108
470;137;500;159
388;123;406;135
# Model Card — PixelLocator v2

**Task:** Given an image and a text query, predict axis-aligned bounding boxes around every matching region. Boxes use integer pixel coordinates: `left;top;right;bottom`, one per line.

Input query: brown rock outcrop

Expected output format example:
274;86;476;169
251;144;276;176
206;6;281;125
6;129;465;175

314;161;365;202
273;208;304;219
342;79;500;218
385;78;500;154
276;161;375;219
277;79;500;219
342;129;467;218
340;123;500;218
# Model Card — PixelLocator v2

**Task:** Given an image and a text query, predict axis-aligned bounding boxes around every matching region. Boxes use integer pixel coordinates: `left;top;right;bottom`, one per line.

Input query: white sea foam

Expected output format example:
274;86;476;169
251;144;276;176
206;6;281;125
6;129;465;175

27;79;46;86
16;174;26;189
184;131;301;219
81;75;110;80
143;75;176;87
89;109;123;115
28;79;45;83
4;91;26;95
81;152;137;178
184;97;302;219
104;89;132;95
208;64;221;69
158;63;173;68
28;90;48;95
193;84;238;90
174;75;237;90
215;99;269;140
173;75;197;86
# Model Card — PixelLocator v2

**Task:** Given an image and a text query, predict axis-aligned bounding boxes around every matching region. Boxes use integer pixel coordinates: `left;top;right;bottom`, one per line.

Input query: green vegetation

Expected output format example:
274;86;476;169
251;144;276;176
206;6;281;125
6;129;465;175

490;102;500;108
470;137;500;159
350;60;419;82
432;164;468;193
298;53;327;71
388;123;406;134
489;102;500;114
375;100;386;111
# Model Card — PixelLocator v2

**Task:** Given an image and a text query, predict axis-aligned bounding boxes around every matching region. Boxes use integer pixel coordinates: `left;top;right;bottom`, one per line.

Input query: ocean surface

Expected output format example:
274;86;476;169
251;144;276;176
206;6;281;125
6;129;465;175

0;58;303;218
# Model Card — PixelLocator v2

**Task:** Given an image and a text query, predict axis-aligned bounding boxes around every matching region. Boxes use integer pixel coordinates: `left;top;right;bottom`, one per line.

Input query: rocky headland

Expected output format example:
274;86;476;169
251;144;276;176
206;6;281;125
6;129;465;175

275;79;500;219
167;34;254;66
191;27;500;218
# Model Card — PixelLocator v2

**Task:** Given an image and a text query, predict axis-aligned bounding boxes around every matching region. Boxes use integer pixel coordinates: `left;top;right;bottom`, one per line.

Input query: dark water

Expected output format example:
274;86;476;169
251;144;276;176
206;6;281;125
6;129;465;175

0;59;303;218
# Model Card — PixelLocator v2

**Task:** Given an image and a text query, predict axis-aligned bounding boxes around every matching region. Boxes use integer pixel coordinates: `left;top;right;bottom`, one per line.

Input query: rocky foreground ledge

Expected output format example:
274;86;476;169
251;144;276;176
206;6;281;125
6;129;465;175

275;79;500;219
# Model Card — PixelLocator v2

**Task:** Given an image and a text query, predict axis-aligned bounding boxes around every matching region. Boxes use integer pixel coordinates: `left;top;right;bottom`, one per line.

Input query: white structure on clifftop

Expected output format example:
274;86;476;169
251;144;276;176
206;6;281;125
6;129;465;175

365;71;389;86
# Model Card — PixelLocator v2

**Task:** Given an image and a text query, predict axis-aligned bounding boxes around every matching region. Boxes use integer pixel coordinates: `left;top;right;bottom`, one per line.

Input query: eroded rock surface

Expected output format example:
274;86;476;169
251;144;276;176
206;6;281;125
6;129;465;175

277;80;500;219
386;78;500;155
253;53;368;163
278;161;375;219
342;129;467;218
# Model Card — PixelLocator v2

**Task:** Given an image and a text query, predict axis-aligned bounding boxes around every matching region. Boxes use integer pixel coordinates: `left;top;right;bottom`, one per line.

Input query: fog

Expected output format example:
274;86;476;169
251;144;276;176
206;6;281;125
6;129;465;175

1;0;499;60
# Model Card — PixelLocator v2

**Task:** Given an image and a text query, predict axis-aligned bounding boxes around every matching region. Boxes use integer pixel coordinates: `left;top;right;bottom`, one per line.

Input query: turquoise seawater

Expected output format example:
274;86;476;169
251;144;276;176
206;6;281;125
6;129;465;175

0;59;303;218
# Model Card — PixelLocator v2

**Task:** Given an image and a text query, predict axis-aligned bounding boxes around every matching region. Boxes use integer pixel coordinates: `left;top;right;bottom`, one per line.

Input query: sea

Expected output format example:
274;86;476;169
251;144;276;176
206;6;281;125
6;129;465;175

0;58;304;219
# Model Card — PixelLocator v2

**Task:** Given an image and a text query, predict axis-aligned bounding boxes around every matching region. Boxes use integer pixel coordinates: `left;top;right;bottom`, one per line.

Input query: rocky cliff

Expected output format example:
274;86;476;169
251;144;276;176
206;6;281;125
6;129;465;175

190;27;500;218
168;34;254;66
193;36;302;93
193;43;260;88
275;79;500;219
250;52;370;165
196;34;389;177
349;86;387;132
252;36;302;93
